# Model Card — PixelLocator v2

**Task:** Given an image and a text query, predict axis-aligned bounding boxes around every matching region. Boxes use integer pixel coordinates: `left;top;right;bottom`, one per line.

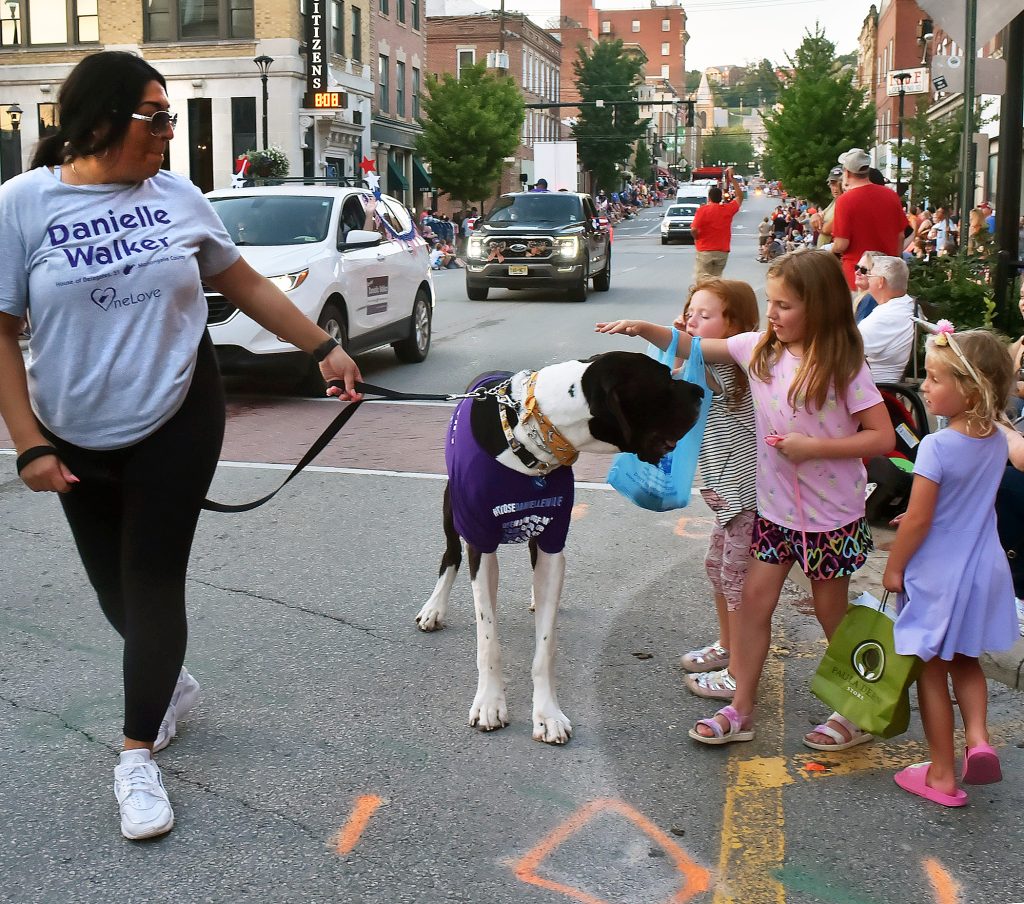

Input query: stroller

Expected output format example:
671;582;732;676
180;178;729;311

864;381;931;525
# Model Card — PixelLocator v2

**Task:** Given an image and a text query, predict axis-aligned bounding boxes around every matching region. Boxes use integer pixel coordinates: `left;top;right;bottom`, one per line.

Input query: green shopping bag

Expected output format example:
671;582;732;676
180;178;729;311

810;592;922;739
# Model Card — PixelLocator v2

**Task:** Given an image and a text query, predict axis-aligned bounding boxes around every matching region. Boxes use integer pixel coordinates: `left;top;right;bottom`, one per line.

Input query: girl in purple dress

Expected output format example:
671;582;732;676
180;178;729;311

883;323;1017;807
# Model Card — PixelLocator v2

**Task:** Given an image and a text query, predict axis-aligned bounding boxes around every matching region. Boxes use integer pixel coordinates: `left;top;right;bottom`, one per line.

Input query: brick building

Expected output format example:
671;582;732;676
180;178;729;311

425;9;563;212
372;0;430;208
559;0;687;98
0;0;375;190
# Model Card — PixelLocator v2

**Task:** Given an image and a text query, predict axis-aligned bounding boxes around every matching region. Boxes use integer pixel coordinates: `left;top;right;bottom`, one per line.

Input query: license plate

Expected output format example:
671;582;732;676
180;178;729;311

508;265;528;276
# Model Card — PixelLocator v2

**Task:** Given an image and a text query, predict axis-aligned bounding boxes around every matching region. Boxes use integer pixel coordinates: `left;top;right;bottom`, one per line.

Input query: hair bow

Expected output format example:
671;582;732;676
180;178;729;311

933;319;955;346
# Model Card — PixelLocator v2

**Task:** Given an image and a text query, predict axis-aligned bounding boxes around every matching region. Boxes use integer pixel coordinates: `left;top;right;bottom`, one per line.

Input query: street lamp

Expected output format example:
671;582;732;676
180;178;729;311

254;55;274;150
6;1;18;45
7;102;22;132
892;71;911;199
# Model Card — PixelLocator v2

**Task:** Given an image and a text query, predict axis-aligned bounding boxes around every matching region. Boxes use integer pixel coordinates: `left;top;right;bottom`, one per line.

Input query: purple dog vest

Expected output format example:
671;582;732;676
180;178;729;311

446;377;574;554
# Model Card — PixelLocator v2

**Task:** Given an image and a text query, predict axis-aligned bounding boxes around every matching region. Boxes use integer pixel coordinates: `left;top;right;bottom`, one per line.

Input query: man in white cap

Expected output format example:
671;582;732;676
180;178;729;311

831;147;909;290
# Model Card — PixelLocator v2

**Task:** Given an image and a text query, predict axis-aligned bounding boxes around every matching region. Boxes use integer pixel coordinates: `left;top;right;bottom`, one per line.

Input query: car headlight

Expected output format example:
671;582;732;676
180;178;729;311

267;269;309;292
468;237;485;258
555;237;579;259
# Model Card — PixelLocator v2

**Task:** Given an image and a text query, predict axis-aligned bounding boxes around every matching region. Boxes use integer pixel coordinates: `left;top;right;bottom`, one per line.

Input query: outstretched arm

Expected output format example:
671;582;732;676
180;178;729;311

594;319;734;364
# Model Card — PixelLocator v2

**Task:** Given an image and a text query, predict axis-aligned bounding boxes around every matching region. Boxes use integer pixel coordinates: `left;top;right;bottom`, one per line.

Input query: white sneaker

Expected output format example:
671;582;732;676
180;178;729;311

153;668;201;754
114;749;174;840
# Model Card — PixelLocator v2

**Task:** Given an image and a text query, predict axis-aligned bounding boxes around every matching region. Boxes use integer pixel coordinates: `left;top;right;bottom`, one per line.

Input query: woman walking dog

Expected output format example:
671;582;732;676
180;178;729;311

0;51;362;840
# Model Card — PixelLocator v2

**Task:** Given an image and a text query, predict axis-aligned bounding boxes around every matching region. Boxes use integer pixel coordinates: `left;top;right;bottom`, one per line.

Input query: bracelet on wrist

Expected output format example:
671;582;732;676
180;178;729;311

16;445;58;474
312;337;340;363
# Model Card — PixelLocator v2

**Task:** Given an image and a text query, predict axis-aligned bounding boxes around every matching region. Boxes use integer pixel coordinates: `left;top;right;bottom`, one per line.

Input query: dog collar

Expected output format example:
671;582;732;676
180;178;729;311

520;371;580;469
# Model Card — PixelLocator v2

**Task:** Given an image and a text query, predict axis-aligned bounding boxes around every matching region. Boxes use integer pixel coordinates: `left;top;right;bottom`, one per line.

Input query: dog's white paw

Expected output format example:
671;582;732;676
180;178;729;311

532;707;572;745
415;601;445;632
469;694;509;731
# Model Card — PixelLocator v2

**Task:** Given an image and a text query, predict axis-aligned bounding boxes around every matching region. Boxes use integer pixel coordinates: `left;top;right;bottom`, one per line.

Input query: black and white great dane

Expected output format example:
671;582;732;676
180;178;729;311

415;351;703;744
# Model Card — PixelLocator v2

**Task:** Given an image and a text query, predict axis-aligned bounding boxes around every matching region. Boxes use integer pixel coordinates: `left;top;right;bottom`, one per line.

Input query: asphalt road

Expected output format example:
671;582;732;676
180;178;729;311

1;198;1022;904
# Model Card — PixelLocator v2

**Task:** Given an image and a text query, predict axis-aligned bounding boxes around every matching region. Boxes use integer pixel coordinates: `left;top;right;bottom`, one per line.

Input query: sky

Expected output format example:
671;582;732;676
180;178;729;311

473;0;873;73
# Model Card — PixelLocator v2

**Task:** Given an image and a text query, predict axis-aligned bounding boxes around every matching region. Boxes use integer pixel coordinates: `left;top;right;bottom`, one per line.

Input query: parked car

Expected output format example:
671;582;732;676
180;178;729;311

204;185;434;390
660;203;700;245
464;191;611;302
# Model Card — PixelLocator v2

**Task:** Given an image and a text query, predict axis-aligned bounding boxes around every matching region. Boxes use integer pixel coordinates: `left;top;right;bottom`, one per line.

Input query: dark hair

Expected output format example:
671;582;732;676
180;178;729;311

31;51;166;168
708;186;723;203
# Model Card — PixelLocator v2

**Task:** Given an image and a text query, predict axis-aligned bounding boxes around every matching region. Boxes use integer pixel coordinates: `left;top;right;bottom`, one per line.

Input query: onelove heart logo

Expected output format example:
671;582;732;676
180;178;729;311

91;286;117;311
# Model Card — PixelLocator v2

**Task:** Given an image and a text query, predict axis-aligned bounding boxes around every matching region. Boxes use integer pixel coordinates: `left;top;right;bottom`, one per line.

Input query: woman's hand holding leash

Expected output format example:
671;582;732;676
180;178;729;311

322;347;364;401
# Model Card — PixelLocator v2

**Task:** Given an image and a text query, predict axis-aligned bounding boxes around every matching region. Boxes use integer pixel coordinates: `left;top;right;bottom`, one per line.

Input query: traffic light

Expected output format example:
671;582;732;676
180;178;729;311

684;102;695;127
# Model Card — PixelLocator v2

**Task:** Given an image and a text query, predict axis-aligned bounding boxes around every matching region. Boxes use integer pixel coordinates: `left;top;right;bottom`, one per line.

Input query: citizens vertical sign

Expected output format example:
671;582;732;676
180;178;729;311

305;1;346;109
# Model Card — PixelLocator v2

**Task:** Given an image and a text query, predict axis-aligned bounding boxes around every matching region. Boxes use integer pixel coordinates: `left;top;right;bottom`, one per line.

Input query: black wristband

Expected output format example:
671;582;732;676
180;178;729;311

16;445;58;474
312;337;340;363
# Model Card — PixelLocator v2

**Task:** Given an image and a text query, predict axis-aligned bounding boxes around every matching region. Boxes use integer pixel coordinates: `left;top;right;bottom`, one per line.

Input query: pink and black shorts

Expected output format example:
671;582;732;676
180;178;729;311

751;514;872;581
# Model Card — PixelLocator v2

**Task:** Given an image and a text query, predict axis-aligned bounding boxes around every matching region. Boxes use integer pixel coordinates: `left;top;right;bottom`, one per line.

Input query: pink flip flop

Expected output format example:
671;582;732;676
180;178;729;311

894;762;968;808
962;743;1002;785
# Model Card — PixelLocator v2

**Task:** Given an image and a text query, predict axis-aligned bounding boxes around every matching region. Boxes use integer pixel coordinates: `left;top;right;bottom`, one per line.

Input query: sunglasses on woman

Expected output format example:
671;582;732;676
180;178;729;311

130;110;178;136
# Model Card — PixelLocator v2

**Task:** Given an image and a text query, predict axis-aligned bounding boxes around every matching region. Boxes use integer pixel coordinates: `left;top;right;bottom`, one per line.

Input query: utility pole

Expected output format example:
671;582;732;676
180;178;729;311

957;0;977;221
893;72;911;199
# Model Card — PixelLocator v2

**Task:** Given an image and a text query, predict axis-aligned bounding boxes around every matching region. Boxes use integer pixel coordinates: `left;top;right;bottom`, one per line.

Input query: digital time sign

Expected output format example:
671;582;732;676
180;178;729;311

312;91;343;109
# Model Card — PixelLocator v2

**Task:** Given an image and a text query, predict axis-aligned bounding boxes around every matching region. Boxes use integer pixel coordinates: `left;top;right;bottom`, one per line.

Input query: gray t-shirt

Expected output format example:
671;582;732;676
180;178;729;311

0;167;239;449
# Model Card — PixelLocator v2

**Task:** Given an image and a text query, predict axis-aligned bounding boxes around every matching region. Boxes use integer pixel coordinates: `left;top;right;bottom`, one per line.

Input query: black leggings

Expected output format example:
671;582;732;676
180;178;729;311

43;335;225;742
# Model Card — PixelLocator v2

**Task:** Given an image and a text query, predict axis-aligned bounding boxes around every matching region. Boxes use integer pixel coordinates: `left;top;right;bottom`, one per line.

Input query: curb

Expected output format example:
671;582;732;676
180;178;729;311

790;524;1024;692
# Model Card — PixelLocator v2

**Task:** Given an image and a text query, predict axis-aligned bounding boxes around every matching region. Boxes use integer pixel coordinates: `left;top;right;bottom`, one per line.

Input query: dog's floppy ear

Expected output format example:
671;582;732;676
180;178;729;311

604;383;633;448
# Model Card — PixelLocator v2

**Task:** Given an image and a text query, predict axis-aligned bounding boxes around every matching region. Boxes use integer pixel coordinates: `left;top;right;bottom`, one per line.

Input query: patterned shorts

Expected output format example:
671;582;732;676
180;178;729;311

704;510;757;611
751;515;873;581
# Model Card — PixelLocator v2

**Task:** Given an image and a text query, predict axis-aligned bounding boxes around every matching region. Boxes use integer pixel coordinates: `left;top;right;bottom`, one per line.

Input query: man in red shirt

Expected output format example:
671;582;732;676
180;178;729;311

831;147;909;289
691;166;743;280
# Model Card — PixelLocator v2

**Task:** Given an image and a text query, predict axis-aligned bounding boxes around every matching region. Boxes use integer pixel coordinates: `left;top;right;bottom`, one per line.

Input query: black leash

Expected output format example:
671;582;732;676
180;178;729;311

201;380;501;513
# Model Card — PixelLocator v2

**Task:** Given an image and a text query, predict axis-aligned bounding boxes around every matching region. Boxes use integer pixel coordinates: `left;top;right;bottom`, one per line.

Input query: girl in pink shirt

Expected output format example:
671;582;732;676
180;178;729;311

597;248;895;747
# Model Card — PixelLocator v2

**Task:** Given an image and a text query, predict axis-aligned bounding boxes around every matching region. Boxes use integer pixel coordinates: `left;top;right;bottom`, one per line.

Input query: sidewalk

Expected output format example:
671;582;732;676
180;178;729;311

791;524;1024;692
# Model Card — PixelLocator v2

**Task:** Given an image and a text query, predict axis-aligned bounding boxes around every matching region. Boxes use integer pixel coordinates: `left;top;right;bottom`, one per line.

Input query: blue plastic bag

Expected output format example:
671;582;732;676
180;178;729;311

606;329;712;512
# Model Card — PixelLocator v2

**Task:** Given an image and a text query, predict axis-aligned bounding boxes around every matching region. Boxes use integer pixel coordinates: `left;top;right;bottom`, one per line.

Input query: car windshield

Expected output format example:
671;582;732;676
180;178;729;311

209;195;334;246
667;206;693;217
484;194;583;225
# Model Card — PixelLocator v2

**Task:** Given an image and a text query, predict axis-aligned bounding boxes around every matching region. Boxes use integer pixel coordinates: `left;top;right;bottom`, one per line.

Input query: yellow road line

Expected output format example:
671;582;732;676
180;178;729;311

713;634;792;904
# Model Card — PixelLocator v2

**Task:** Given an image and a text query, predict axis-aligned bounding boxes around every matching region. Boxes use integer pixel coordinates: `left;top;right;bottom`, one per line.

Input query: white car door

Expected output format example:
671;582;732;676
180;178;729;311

379;195;422;321
337;193;394;338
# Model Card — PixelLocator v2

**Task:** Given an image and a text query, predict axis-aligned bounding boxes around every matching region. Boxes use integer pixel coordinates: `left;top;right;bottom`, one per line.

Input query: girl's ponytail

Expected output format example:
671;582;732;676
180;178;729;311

30;131;68;169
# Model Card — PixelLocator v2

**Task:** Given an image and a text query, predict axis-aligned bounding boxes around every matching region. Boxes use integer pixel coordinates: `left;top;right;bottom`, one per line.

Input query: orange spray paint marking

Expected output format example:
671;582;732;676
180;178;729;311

571;503;589;521
674;516;712;539
512;798;710;903
923;858;962;904
333;794;383;855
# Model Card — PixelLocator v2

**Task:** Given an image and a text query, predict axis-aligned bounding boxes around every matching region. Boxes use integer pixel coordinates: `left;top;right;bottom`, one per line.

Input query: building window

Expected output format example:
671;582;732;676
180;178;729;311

457;48;474;79
144;0;253;42
661;42;669;56
396;0;404;23
661;18;669;31
661;64;670;79
412;66;420;118
631;19;639;32
396;60;405;116
600;20;609;33
379;54;389;112
331;0;344;56
37;101;59;137
379;0;387;14
351;6;361;60
230;96;256;165
1;0;100;45
411;0;419;29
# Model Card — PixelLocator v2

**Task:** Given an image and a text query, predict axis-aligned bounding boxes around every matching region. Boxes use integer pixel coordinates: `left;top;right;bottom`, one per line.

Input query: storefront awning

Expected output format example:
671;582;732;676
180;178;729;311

413;156;432;192
387;159;409;192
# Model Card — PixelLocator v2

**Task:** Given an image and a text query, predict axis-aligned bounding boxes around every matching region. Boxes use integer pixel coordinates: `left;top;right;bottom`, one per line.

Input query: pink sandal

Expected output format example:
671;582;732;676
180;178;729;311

688;705;755;746
962;743;1002;785
894;762;967;807
803;712;873;752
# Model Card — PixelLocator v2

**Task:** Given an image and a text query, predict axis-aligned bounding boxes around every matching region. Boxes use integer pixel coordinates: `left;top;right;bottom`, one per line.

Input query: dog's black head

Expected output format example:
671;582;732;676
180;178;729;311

581;351;704;464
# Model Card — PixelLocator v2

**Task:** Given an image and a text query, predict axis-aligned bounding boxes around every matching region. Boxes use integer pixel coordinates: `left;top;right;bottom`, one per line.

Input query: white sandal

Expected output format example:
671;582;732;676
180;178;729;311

684;667;736;700
680;641;730;673
803;712;874;751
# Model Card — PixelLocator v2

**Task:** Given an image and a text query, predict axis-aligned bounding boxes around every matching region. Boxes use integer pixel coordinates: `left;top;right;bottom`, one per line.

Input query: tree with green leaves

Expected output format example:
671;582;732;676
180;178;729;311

903;100;965;211
701;127;756;173
761;25;874;203
633;140;652;181
415;63;524;208
571;40;649;194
